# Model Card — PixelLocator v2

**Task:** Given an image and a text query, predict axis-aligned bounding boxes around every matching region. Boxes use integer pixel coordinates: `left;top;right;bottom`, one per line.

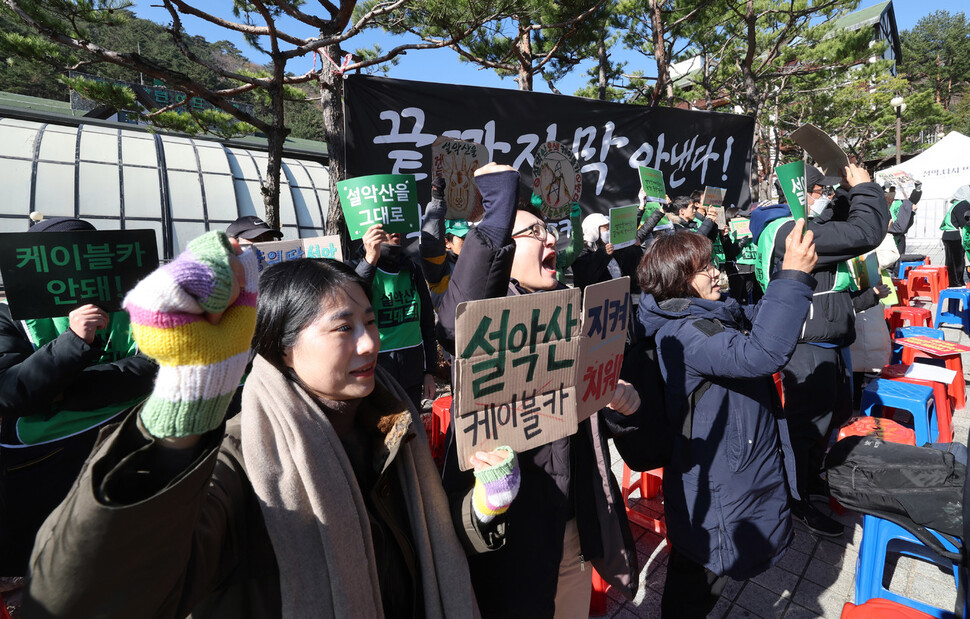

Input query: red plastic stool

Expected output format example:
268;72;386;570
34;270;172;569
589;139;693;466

430;395;452;458
907;267;944;304
620;464;666;536
899;347;966;409
892;278;910;306
920;264;949;290
841;599;935;618
885;306;933;333
880;364;954;442
589;568;609;616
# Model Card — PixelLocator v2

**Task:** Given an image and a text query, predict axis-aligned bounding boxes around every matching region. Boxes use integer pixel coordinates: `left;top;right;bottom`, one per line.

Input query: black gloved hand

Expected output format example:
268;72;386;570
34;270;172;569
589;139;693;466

432;176;446;201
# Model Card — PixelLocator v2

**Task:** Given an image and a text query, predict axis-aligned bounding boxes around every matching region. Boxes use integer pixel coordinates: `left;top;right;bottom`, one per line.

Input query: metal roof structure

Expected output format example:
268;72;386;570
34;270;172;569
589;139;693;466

0;98;331;261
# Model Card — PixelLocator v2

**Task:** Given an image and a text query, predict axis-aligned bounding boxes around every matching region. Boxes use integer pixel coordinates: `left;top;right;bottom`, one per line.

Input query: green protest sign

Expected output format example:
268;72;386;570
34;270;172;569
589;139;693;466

641;201;672;229
638;166;666;201
0;229;158;319
775;161;807;221
728;218;751;239
609;205;639;249
252;235;343;272
337;174;420;240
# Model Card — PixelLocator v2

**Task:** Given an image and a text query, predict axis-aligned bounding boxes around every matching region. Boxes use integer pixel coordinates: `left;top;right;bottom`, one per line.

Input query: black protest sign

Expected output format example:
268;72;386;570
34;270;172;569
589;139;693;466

344;75;755;216
0;229;158;319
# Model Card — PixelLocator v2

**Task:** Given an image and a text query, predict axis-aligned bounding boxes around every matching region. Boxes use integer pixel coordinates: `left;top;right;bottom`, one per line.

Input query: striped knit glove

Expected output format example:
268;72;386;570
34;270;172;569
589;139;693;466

471;446;521;524
124;231;259;439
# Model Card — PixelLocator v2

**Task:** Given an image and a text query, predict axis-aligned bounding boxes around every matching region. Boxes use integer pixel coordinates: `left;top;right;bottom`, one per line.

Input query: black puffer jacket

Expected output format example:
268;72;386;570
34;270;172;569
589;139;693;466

436;170;638;618
764;182;888;345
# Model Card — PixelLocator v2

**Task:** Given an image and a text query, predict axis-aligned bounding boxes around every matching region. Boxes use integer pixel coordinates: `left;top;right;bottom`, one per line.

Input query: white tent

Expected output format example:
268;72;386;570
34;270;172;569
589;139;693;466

877;131;970;242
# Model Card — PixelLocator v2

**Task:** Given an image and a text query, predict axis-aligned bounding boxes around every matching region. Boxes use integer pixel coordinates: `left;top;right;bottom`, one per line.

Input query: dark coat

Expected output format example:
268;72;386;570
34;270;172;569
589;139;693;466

571;244;642;295
436;173;638;617
765;182;888;345
637;271;815;578
24;369;460;619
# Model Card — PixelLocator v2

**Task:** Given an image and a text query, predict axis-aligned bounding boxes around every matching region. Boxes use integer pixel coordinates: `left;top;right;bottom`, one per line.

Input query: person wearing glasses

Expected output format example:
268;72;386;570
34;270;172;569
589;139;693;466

435;163;643;618
636;224;818;617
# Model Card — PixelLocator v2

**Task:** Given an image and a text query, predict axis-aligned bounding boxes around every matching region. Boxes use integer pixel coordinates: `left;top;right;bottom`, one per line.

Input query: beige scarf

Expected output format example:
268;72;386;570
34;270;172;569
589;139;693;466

241;355;476;618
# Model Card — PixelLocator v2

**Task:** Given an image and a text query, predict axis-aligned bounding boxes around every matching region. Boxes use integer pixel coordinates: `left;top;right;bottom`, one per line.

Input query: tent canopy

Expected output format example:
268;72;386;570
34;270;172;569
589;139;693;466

878;131;970;202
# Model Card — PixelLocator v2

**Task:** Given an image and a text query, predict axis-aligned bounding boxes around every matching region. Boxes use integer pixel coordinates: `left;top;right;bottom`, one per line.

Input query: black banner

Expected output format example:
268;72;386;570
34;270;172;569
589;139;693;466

0;229;159;319
344;75;755;216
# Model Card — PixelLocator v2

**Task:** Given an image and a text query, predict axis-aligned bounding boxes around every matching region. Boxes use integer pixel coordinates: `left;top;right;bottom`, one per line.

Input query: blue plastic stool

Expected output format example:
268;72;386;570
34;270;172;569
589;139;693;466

861;379;939;445
891;326;945;365
897;260;925;279
935;288;970;332
855;515;961;617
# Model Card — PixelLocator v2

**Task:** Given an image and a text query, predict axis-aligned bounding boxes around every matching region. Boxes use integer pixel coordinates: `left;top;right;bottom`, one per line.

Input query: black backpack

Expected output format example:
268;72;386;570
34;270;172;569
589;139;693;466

611;324;711;473
825;434;965;563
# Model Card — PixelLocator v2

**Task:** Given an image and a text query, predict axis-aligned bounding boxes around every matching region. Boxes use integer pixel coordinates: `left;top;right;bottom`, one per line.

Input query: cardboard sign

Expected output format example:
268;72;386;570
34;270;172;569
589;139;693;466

431;136;485;222
453;278;630;469
337;174;420;240
532;141;582;220
638;166;666;201
775;161;807;221
609;205;639;249
701;186;726;207
791;124;849;180
0;229;158;319
252;235;343;271
729;218;751;239
575;278;630;421
895;336;970;357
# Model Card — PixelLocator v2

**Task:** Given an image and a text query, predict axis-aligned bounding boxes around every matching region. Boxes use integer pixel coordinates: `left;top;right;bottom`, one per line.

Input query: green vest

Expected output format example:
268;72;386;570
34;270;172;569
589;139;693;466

372;268;423;353
755;217;855;293
941;200;959;232
13;312;144;446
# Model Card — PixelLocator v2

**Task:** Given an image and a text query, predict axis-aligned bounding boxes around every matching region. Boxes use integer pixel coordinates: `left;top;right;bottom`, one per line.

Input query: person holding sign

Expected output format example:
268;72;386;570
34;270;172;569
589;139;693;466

0;217;158;577
750;163;887;538
636;221;819;617
571;213;641;293
25;233;496;617
940;185;970;288
354;223;438;412
436;163;642;618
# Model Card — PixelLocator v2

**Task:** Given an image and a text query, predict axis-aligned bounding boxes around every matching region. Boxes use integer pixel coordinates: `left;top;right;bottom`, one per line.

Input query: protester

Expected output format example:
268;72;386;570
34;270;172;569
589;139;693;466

940;185;970;287
355;224;437;411
886;180;922;256
571;213;641;294
436;163;642;618
751;163;888;537
666;196;718;240
419;176;472;311
225;215;283;247
25;233;505;617
0;217;157;577
636;222;818;616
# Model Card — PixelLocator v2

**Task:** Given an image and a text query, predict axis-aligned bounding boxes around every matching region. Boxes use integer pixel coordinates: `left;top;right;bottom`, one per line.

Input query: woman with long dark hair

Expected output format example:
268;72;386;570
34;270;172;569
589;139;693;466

635;222;818;617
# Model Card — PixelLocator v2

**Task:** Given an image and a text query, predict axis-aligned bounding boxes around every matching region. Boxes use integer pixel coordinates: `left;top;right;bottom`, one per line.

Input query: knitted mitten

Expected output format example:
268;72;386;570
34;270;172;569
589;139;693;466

471;446;521;524
124;231;259;438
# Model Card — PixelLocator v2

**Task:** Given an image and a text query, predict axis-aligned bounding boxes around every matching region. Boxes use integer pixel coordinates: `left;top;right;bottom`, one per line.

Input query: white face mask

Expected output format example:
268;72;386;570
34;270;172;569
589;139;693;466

810;195;830;216
600;229;611;245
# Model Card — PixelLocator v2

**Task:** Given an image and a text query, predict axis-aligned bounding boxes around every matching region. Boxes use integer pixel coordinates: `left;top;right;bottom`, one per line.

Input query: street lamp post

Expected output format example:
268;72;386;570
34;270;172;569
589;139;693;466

891;96;906;165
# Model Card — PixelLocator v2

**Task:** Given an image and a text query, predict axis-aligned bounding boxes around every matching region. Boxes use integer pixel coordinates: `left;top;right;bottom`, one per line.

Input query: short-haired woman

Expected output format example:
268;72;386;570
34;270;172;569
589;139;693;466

635;221;818;617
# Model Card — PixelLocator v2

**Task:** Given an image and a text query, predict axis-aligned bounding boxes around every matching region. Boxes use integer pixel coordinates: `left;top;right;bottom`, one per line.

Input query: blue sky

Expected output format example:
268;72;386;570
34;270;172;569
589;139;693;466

130;0;954;96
